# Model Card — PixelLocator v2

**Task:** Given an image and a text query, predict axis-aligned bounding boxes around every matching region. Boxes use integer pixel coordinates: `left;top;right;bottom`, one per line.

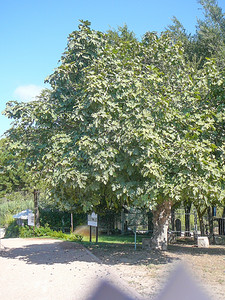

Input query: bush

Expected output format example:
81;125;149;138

4;220;20;238
66;232;83;242
18;225;83;242
19;225;34;238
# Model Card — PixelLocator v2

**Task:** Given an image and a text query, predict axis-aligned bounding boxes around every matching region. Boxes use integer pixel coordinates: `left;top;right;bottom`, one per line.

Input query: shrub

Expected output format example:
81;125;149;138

66;232;83;242
18;225;83;242
19;225;34;238
4;220;20;238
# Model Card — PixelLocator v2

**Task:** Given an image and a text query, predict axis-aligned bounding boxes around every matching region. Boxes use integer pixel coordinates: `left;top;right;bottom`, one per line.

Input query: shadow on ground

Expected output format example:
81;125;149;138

0;241;96;265
169;244;225;256
86;241;225;267
1;239;224;268
86;242;178;266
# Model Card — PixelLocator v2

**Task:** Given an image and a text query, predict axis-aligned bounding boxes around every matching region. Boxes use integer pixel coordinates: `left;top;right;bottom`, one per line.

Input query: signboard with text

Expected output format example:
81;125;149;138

88;212;98;227
28;213;35;226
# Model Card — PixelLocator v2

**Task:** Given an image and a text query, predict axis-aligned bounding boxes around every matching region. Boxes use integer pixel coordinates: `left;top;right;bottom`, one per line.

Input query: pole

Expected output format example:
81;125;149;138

134;226;137;250
90;226;92;242
96;226;98;243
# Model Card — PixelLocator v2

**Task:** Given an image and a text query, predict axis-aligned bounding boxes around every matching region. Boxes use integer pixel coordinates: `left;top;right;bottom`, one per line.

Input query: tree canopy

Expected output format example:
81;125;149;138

3;20;224;217
2;2;225;249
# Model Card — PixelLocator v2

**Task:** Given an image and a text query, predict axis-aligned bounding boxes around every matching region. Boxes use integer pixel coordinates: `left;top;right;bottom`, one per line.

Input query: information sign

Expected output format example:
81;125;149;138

88;212;98;227
28;213;35;226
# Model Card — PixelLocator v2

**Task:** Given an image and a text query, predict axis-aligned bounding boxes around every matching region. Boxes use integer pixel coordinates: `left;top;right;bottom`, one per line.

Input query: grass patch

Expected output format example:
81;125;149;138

81;234;144;244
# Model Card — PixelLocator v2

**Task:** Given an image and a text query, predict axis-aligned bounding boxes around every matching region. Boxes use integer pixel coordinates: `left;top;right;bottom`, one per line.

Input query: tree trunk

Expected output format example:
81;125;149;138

34;189;40;228
196;207;207;236
185;204;191;237
199;216;205;236
208;207;215;244
222;207;225;218
147;210;154;234
150;201;171;250
121;209;125;234
208;207;214;236
71;212;74;232
171;207;175;232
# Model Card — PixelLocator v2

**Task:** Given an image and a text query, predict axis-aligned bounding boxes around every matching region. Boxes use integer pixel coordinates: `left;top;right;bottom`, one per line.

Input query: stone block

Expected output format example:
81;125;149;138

197;236;209;248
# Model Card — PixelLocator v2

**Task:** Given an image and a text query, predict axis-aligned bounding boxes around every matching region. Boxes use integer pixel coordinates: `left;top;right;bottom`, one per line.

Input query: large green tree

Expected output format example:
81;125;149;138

3;21;225;249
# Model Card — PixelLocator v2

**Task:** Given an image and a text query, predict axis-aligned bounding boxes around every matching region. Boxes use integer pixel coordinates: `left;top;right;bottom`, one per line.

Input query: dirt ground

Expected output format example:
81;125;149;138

87;241;225;300
0;238;142;300
0;238;225;300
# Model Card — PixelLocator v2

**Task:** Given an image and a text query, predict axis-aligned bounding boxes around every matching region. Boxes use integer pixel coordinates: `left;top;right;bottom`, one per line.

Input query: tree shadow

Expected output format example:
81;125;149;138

0;240;97;265
86;241;225;267
1;239;224;268
86;242;179;266
168;244;225;256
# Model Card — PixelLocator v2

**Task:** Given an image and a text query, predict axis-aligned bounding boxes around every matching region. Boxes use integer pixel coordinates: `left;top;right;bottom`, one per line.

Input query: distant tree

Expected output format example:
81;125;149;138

197;0;225;68
0;138;31;197
167;0;225;68
166;0;225;234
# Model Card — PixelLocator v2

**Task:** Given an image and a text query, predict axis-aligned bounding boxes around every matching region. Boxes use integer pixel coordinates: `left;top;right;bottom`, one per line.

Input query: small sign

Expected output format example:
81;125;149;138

28;213;35;226
88;212;98;227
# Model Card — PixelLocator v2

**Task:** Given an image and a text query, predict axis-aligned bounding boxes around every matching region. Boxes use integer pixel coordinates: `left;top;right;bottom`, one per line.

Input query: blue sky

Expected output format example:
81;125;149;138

1;0;225;137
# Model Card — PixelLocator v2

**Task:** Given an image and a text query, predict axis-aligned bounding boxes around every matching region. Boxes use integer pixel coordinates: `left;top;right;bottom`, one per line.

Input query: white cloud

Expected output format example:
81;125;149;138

13;84;44;102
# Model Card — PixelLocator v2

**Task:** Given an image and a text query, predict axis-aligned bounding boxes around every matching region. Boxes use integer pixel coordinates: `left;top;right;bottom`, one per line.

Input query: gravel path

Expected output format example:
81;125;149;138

0;238;142;300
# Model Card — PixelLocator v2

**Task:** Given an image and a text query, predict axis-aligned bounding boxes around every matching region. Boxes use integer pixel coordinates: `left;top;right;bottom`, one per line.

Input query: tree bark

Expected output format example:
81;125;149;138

207;206;215;244
71;212;74;232
121;209;125;234
199;216;205;236
196;207;207;236
208;207;214;236
222;207;225;218
34;189;40;228
171;207;175;232
185;204;191;237
150;201;172;250
147;210;154;234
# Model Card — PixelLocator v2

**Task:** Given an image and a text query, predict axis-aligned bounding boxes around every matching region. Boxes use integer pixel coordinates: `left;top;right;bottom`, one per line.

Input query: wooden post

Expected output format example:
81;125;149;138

96;226;98;243
90;226;92;242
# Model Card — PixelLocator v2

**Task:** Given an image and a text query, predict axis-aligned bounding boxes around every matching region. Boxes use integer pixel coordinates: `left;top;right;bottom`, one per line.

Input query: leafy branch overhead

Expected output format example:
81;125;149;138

3;8;225;214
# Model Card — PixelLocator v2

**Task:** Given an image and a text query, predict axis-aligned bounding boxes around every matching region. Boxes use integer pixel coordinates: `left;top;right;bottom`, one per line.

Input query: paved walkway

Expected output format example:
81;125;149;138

0;238;142;300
